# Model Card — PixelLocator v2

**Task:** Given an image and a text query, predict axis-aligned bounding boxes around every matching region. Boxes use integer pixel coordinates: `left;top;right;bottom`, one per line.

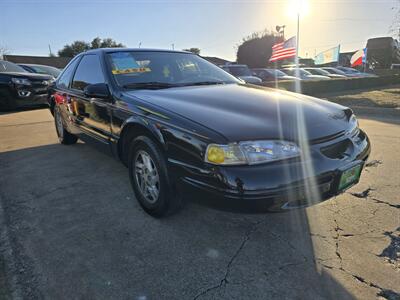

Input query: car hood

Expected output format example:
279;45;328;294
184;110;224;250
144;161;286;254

125;84;351;143
304;75;331;80
238;76;262;83
359;73;377;77
279;75;298;80
325;74;345;78
1;72;53;80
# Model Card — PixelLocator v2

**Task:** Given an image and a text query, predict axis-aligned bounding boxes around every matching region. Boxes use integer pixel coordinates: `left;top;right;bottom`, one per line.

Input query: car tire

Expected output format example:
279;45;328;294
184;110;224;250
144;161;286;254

0;90;17;111
128;136;183;217
54;105;78;145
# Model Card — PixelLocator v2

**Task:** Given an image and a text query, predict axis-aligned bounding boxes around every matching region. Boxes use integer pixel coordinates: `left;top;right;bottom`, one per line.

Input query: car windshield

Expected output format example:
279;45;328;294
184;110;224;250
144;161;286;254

228;66;252;77
0;61;27;73
325;68;347;75
267;69;287;77
28;65;61;77
307;68;330;76
343;67;360;73
107;51;239;88
283;69;311;76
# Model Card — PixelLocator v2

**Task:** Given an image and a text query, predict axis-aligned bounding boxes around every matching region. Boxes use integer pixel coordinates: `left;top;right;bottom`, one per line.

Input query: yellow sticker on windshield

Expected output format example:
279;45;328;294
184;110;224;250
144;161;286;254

112;67;151;75
163;66;170;77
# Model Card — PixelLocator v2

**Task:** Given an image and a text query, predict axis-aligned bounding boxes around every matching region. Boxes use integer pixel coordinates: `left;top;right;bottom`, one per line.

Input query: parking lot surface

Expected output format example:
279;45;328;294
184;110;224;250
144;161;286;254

0;108;399;300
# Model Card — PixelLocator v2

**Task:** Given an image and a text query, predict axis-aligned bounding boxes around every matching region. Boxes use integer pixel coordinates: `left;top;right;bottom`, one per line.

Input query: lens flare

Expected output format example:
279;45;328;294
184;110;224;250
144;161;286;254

287;0;310;18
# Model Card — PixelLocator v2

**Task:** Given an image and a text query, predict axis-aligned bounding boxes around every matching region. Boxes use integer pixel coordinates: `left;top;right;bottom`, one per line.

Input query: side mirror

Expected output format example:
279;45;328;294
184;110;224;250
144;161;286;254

84;83;110;99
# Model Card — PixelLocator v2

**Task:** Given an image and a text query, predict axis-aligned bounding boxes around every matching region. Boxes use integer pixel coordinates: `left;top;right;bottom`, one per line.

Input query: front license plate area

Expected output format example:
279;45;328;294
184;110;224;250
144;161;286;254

337;162;363;192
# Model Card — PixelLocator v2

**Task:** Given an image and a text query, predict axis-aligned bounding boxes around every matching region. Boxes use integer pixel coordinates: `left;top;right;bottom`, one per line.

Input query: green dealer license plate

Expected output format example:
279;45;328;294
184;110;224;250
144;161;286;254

338;164;363;191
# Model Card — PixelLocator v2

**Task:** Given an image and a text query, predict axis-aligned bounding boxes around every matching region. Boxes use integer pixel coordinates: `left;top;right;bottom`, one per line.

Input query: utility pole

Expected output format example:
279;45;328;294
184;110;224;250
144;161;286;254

171;43;175;50
48;44;53;57
138;42;142;48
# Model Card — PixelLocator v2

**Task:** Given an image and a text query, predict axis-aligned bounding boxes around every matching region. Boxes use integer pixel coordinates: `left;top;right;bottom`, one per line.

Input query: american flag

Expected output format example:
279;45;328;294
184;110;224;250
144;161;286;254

269;36;297;62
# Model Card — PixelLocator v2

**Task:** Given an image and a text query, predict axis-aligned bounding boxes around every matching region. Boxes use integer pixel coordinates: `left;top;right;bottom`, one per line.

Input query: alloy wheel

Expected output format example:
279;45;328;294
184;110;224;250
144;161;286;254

55;108;64;139
134;150;160;204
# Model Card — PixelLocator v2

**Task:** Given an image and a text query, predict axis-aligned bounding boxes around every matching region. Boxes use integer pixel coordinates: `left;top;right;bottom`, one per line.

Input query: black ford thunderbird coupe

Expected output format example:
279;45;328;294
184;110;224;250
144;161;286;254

49;48;370;217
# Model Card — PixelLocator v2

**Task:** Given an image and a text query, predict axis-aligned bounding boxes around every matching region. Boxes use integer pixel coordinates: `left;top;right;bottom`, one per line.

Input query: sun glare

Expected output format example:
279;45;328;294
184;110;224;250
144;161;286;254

287;0;310;17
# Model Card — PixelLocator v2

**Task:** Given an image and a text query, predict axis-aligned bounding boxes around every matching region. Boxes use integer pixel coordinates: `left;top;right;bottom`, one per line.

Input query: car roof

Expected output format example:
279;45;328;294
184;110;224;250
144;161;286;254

83;48;192;55
19;63;57;68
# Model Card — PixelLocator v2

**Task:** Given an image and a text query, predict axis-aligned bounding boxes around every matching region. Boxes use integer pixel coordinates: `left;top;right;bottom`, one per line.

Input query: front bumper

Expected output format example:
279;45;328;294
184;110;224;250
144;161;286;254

169;129;371;212
12;84;49;107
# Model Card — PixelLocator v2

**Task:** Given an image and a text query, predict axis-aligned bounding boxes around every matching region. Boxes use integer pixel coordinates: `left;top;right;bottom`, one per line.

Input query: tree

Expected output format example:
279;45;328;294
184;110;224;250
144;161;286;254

91;37;124;49
236;30;282;68
58;41;90;57
0;44;10;59
390;0;400;39
58;37;125;57
183;48;201;55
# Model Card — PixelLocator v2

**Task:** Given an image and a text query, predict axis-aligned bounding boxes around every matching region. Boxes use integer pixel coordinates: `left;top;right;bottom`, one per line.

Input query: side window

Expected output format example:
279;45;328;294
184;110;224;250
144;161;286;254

57;57;80;89
71;55;105;91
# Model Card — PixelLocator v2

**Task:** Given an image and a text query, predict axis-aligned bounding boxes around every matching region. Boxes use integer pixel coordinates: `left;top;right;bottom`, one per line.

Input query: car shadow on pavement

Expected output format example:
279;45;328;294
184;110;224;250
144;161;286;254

0;143;356;299
0;105;48;116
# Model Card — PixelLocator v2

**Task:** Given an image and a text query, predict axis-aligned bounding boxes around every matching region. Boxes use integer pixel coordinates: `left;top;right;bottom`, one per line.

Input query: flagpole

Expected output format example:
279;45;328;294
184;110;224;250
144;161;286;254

296;12;300;66
295;12;301;93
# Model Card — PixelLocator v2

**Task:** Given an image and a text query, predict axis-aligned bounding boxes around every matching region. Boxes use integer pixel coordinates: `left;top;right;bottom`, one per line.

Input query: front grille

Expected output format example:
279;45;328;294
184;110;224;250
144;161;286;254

321;138;352;159
310;130;345;145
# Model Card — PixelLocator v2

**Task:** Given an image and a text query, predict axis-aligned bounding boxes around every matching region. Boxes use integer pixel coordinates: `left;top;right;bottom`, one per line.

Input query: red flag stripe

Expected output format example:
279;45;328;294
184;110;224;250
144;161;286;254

269;51;297;62
269;37;297;62
272;48;296;55
271;49;296;60
272;43;284;50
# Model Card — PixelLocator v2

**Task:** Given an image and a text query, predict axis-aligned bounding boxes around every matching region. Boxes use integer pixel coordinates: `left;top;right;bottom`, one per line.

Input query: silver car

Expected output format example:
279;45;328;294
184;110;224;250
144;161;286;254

304;67;346;79
220;64;262;84
281;68;330;81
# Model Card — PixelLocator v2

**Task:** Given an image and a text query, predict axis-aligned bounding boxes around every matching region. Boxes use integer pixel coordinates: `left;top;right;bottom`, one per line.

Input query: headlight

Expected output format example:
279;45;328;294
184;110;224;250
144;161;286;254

11;77;31;86
205;140;301;165
349;114;359;135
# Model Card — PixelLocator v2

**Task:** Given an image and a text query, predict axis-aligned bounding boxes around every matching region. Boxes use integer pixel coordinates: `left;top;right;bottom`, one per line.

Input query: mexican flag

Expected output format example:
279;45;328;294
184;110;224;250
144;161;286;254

351;48;367;67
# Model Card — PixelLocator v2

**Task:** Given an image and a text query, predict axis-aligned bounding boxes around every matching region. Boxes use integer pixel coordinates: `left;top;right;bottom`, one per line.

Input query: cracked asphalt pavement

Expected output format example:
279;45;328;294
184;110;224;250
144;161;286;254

0;108;399;300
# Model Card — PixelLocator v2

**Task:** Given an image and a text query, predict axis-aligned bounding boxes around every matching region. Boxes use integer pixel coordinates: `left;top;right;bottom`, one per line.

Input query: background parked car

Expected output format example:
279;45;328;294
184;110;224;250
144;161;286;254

335;66;377;78
320;67;352;77
19;63;61;78
281;68;331;81
252;68;297;81
0;60;53;110
304;67;346;78
220;64;262;84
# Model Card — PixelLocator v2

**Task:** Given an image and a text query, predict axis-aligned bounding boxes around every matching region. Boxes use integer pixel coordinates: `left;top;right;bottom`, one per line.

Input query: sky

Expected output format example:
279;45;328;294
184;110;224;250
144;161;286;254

1;0;398;61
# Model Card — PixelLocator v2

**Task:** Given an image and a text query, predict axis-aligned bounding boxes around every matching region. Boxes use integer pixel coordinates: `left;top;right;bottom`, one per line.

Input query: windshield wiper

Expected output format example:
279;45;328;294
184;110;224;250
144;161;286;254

123;82;178;89
180;81;226;87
